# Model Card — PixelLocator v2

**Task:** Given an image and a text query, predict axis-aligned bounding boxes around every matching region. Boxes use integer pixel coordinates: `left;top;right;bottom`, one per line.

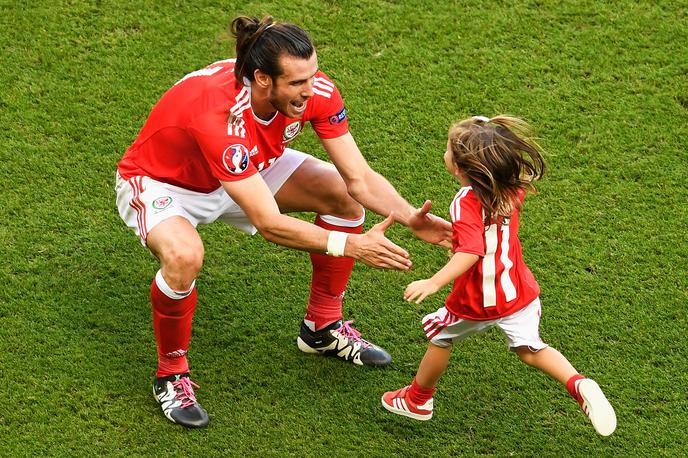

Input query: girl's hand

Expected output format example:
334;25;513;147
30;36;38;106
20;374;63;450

404;279;439;304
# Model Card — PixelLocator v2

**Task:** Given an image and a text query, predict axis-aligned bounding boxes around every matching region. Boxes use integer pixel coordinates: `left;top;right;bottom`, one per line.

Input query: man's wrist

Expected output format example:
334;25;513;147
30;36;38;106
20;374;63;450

393;205;415;227
326;231;349;257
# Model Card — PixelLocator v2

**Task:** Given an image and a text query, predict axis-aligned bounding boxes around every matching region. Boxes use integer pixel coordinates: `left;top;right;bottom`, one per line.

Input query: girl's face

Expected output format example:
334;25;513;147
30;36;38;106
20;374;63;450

445;139;470;186
444;140;460;176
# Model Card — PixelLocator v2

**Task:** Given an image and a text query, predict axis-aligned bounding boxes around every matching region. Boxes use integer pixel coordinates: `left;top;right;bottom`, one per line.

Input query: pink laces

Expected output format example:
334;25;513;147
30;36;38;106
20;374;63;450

336;320;371;348
171;377;200;408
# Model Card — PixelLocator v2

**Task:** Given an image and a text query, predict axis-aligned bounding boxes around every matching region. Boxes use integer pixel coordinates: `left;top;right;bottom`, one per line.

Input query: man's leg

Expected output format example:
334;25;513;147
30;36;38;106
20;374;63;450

274;156;391;366
145;216;209;428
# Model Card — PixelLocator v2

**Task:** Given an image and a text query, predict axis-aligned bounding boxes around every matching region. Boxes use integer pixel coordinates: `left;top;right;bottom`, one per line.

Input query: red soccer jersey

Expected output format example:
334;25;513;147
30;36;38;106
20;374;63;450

117;59;349;193
445;187;540;320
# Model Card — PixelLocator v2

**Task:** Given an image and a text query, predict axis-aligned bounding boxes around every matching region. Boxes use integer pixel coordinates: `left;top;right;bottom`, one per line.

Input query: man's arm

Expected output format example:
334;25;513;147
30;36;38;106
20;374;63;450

321;132;452;246
221;174;412;270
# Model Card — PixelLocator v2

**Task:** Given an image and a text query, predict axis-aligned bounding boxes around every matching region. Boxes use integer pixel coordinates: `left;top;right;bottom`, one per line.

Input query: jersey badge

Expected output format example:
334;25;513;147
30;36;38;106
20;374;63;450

152;196;173;211
329;107;347;125
222;144;250;174
282;121;302;143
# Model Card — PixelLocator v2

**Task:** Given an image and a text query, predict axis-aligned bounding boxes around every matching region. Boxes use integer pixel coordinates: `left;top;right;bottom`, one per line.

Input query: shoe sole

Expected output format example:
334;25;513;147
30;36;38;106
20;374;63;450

578;379;616;436
381;395;432;421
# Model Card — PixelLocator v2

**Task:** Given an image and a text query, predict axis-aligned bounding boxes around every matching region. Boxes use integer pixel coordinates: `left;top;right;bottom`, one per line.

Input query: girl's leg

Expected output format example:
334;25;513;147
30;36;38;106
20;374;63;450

515;345;586;400
415;343;452;388
408;343;452;405
382;343;451;420
514;346;578;385
515;346;617;436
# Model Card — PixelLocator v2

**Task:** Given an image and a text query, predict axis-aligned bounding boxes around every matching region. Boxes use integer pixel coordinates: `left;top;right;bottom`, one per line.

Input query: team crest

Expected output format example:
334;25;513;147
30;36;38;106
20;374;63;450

282;121;302;142
222;144;250;174
152;196;173;210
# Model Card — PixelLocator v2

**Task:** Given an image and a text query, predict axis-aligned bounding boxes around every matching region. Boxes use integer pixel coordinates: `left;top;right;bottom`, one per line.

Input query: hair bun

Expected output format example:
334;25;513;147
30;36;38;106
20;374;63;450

232;16;258;34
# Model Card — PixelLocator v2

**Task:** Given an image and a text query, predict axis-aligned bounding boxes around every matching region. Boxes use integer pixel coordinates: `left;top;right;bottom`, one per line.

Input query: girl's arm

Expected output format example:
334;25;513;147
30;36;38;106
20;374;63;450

404;252;479;304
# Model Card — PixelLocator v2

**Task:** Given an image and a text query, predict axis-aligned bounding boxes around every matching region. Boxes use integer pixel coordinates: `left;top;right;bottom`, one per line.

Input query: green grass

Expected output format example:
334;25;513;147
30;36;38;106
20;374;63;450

1;0;687;456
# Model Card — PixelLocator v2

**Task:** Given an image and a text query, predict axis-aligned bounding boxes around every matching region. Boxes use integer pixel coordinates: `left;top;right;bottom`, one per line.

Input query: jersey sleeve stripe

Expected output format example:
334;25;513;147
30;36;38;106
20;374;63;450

212;58;237;65
313;77;334;89
312;87;332;98
230;87;250;114
313;82;334;93
450;187;471;222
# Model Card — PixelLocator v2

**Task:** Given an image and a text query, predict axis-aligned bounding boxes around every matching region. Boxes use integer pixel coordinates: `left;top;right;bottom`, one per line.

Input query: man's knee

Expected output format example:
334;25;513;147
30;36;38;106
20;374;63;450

330;196;363;220
156;239;204;289
323;178;363;219
166;244;204;274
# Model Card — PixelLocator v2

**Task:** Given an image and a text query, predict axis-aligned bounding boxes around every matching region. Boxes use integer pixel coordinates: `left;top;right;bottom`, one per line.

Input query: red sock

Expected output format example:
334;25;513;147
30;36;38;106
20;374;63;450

151;270;197;378
305;214;363;331
566;373;586;399
409;378;435;405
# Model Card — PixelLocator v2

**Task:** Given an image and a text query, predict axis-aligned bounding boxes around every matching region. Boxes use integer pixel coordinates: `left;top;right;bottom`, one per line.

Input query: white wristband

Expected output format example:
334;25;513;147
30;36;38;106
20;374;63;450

326;231;349;257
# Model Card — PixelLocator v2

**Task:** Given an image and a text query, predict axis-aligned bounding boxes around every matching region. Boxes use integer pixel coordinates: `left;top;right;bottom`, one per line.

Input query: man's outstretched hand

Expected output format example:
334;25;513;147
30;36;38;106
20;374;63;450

408;200;452;248
345;213;412;270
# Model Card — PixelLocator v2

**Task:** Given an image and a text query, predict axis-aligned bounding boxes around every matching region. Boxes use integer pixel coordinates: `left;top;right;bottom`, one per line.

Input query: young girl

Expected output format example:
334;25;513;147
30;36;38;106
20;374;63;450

381;115;616;436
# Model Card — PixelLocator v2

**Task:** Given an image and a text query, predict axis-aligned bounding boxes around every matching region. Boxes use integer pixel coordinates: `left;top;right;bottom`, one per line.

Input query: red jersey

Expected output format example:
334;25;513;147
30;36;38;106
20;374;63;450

445;187;540;320
118;59;349;193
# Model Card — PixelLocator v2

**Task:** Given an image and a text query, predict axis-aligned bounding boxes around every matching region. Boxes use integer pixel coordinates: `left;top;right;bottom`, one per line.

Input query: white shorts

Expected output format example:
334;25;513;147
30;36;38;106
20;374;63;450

115;148;309;244
421;298;547;351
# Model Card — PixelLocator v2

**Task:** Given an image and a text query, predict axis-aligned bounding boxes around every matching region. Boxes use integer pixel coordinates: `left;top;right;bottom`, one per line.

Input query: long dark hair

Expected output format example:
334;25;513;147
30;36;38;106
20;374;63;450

230;15;314;82
448;115;545;224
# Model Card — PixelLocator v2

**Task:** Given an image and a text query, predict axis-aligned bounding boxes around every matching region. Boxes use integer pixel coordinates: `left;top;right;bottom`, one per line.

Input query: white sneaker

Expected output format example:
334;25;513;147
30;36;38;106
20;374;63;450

576;378;616;436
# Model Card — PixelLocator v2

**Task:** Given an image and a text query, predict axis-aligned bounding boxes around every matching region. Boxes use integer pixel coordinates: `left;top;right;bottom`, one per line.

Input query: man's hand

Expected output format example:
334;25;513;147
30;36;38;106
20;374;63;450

404;278;440;304
345;213;412;270
407;200;452;248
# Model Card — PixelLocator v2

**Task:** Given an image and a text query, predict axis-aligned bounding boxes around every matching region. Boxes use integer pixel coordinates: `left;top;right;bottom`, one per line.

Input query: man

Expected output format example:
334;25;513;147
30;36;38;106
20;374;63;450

115;15;451;428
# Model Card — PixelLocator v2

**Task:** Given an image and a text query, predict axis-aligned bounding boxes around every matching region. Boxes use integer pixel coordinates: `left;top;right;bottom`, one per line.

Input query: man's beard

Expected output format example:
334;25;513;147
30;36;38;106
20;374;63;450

268;93;291;118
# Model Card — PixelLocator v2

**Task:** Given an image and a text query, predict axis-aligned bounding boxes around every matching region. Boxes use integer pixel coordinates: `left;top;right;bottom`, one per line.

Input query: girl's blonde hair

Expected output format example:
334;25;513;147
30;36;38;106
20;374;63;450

448;115;545;224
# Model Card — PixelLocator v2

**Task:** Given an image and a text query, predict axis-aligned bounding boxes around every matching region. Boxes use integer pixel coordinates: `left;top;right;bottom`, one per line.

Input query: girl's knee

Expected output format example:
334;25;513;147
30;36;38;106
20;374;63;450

514;346;539;365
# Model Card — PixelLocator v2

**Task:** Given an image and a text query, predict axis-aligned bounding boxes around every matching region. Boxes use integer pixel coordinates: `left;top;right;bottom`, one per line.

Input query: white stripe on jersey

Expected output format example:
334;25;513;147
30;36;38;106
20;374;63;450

228;119;246;138
450;187;471;222
499;224;517;302
231;87;250;115
211;58;236;65
175;65;223;85
312;87;332;98
483;223;499;308
314;77;334;89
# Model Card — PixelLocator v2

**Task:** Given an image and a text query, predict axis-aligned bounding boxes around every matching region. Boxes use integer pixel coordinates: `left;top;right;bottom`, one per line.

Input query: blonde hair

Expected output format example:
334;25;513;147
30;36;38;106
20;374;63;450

448;115;545;224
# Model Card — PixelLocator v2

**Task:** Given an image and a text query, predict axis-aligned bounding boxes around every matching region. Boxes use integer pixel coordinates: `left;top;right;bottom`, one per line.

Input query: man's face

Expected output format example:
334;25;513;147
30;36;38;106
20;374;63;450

268;52;318;119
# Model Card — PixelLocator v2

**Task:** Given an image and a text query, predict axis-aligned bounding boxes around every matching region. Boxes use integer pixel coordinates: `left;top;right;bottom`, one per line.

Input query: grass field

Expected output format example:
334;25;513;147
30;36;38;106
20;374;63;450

1;0;687;456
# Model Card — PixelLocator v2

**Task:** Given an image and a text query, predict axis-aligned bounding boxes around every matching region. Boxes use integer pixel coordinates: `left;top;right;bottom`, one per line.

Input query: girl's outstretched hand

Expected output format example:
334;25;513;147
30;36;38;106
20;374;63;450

404;279;439;304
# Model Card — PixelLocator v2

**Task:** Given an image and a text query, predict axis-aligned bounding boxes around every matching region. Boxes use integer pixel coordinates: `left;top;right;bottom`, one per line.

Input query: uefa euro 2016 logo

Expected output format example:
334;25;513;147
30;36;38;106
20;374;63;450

222;144;250;174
